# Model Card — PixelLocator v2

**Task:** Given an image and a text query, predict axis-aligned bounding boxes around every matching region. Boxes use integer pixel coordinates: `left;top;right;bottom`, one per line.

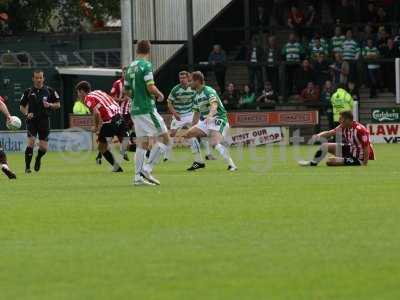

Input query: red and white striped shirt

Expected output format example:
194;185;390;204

110;78;131;115
335;121;375;161
84;90;120;122
0;96;5;103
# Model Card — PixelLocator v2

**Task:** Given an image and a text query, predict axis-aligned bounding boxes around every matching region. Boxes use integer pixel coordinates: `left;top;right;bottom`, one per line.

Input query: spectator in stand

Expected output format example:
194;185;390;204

320;80;335;129
256;81;278;106
342;29;360;83
380;38;399;94
294;59;315;94
377;7;389;23
246;38;264;93
208;44;227;94
264;35;280;92
309;38;329;60
313;53;330;88
330;26;345;56
393;27;400;45
287;5;305;37
363;2;378;23
222;83;240;110
255;5;268;29
239;84;256;109
300;81;320;103
304;4;318;38
330;52;349;87
330;83;354;127
362;38;381;98
309;32;329;51
359;24;376;47
282;33;305;95
335;0;355;24
347;81;360;102
377;26;390;49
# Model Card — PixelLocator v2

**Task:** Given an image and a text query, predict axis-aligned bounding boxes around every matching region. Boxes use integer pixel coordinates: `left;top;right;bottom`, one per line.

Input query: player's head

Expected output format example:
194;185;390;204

32;70;44;88
190;71;205;90
137;40;151;57
178;71;190;86
121;66;127;79
339;111;354;128
75;81;92;99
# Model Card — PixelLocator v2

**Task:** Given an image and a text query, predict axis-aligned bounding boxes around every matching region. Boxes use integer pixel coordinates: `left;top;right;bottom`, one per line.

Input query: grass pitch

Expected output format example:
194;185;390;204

0;144;399;300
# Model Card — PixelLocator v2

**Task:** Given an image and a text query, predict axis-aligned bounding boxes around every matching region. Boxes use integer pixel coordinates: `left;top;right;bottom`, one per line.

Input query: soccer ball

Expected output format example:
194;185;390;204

7;116;22;130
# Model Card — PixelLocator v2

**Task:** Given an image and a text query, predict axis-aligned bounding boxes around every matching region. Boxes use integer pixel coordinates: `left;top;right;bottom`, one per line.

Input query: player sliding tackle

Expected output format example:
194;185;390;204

184;71;237;171
125;40;170;186
164;71;216;167
0;96;16;179
299;111;375;167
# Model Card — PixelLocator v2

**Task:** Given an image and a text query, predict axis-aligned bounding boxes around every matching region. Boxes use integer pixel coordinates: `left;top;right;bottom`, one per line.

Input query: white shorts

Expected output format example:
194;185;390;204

170;113;193;130
133;110;168;138
195;117;230;138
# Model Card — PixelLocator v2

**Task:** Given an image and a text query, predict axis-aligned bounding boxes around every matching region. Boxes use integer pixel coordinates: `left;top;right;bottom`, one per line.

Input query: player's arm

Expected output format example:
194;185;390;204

206;100;218;119
19;90;33;119
92;107;102;134
47;89;61;110
362;145;370;166
313;128;336;140
167;100;181;121
192;111;200;126
148;84;164;102
0;100;11;122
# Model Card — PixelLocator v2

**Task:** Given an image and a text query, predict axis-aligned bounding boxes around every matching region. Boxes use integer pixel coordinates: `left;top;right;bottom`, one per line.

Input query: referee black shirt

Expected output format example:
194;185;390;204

20;86;60;120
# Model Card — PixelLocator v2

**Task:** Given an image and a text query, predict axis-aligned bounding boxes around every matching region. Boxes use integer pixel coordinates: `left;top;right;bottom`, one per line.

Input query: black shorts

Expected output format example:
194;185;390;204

98;115;128;143
342;144;362;166
27;118;50;141
123;114;134;131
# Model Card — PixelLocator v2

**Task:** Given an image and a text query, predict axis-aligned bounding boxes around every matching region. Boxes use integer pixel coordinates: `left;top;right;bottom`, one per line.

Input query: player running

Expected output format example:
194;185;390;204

125;40;170;186
298;110;375;167
110;66;132;161
183;71;237;171
20;70;61;173
0;96;16;179
164;70;215;164
76;81;127;173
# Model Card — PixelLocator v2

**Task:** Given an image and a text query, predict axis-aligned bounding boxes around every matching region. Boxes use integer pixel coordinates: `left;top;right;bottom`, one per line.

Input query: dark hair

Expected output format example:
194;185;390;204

137;40;151;54
340;110;354;121
33;70;44;76
75;81;91;93
191;71;204;84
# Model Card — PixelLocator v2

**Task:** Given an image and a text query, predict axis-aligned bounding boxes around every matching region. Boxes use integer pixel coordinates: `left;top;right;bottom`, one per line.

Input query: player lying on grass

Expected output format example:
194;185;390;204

164;70;216;165
76;81;128;173
0;96;17;179
299;110;375;167
183;71;237;171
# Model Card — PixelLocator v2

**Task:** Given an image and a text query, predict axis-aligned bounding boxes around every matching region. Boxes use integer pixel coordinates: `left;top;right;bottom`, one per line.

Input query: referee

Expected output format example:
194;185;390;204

20;70;61;173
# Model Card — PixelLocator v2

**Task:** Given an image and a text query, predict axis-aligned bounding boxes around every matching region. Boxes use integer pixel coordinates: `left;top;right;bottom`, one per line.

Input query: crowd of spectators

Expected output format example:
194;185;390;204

204;0;400;115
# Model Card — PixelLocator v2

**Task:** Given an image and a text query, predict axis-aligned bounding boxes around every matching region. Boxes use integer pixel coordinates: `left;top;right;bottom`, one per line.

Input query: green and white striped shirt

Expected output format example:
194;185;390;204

342;39;360;61
310;45;329;59
362;46;380;69
282;42;304;62
330;35;346;54
167;84;195;115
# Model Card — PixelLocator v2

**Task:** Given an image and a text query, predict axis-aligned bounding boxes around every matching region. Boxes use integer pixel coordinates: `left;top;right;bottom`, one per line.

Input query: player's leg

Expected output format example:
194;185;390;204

164;128;177;161
298;142;338;166
0;147;16;179
34;119;50;172
119;114;132;161
25;121;37;173
210;129;237;171
201;138;216;160
184;125;207;171
132;115;155;186
327;156;362;167
98;123;123;172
